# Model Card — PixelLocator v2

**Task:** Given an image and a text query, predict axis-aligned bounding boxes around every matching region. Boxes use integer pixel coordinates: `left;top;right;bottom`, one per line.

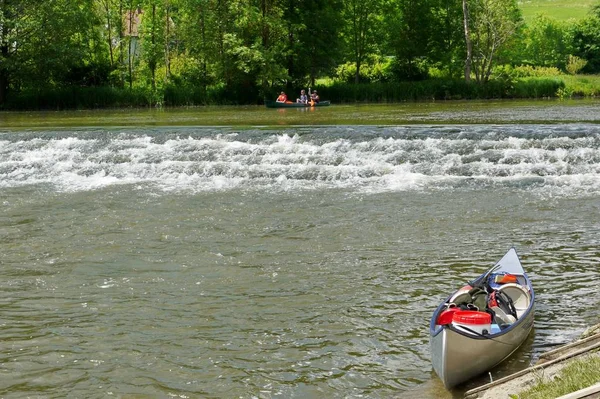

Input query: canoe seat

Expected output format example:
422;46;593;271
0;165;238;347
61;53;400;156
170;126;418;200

489;305;516;326
497;283;531;319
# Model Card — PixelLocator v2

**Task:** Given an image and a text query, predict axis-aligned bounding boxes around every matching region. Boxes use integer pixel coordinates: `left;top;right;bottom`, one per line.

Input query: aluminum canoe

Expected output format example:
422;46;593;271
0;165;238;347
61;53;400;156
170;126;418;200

429;248;535;389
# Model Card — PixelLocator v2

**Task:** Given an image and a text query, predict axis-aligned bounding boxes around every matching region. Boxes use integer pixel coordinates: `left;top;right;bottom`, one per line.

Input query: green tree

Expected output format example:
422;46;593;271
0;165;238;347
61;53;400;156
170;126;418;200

97;0;119;68
463;0;522;83
428;0;465;78
177;0;221;89
283;0;343;88
520;15;573;69
223;0;288;97
385;0;436;80
342;0;383;83
140;0;167;89
0;0;109;103
0;1;32;103
572;4;600;73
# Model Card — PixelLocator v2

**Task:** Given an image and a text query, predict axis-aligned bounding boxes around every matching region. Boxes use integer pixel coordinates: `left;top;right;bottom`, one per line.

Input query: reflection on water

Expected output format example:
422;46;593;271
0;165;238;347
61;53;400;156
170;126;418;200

2;99;600;128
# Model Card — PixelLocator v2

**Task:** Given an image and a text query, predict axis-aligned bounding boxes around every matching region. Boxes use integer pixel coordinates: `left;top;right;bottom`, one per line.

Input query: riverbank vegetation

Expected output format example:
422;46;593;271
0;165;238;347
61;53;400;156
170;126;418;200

515;355;600;399
2;0;600;109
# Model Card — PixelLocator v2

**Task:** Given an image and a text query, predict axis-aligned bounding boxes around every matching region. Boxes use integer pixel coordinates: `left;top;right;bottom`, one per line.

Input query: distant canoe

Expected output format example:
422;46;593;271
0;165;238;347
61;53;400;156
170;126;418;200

265;100;331;108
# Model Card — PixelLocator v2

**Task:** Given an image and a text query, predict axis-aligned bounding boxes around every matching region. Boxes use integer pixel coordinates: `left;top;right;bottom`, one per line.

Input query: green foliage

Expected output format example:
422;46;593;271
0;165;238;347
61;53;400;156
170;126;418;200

467;0;524;83
3;0;106;88
494;65;562;79
557;86;574;99
518;14;574;69
511;77;565;98
385;0;437;80
572;12;600;73
2;86;155;110
341;0;385;83
0;73;571;109
0;0;593;108
139;0;168;88
426;0;466;79
560;74;600;97
324;77;563;102
289;1;344;86
335;57;393;83
566;55;588;74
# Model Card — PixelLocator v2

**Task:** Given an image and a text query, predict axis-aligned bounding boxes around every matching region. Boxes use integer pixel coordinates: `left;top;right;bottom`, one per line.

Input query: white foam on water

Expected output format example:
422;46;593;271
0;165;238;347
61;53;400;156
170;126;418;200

1;129;598;196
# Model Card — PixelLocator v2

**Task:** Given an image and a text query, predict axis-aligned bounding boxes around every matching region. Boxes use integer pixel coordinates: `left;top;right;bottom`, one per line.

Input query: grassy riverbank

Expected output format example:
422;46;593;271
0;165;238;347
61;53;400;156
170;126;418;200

3;72;600;110
515;324;600;399
517;354;600;399
0;77;575;110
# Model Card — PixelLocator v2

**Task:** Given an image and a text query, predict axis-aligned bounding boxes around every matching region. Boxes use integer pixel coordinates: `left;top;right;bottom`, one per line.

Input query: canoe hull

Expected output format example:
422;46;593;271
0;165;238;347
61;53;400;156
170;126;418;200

431;305;534;388
265;100;330;108
429;248;535;388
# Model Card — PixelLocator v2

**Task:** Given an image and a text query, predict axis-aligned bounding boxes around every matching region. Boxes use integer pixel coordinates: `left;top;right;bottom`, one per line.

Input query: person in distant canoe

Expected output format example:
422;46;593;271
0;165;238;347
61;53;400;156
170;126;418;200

296;89;308;104
309;90;320;106
276;92;287;103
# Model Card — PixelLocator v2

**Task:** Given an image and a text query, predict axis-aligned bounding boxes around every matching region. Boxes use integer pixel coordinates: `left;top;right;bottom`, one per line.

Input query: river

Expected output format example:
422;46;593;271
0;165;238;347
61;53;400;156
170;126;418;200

1;101;599;398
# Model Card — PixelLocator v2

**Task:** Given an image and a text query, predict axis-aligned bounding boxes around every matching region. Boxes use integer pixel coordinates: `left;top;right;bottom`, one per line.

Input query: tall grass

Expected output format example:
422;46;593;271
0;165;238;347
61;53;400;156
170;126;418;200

3;86;155;110
1;83;264;110
325;78;564;102
0;77;570;110
560;75;600;97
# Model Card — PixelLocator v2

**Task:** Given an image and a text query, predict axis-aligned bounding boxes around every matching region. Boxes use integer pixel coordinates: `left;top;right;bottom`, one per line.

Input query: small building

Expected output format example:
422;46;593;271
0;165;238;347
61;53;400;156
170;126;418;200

123;8;143;61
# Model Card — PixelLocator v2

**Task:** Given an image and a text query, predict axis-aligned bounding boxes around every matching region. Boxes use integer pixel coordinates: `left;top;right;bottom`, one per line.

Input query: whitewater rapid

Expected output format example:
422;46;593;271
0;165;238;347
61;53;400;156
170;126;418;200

1;125;599;195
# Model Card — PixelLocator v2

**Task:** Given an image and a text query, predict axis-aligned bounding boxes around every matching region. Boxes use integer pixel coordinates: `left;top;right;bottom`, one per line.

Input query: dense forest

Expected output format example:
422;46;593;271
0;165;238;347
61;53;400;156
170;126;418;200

2;0;600;108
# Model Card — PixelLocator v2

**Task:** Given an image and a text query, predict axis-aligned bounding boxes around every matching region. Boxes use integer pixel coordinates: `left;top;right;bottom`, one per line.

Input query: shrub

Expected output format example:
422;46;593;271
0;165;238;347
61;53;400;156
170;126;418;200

335;57;394;83
566;55;588;75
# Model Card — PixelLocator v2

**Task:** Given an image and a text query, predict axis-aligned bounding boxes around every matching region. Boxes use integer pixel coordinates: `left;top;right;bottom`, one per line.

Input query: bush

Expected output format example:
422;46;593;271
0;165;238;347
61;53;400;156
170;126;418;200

323;78;564;103
566;55;588;75
335;57;394;83
2;86;155;109
494;65;563;79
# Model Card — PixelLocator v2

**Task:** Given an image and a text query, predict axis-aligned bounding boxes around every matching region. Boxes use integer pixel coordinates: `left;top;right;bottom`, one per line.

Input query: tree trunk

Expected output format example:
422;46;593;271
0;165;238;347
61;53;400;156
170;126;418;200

462;0;472;83
127;7;134;89
217;0;228;86
165;1;170;80
104;0;114;67
199;3;207;91
0;24;9;104
117;1;125;86
261;0;269;90
150;4;156;90
0;70;7;105
286;0;295;87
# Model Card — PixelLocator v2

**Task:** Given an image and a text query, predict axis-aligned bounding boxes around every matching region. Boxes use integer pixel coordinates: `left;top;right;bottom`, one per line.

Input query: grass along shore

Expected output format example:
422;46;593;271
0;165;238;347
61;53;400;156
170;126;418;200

5;74;600;110
515;354;600;399
466;324;600;399
516;324;600;399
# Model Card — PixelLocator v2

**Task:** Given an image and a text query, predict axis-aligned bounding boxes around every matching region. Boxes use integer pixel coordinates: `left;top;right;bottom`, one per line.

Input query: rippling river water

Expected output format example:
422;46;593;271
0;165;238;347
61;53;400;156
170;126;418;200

1;103;599;398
